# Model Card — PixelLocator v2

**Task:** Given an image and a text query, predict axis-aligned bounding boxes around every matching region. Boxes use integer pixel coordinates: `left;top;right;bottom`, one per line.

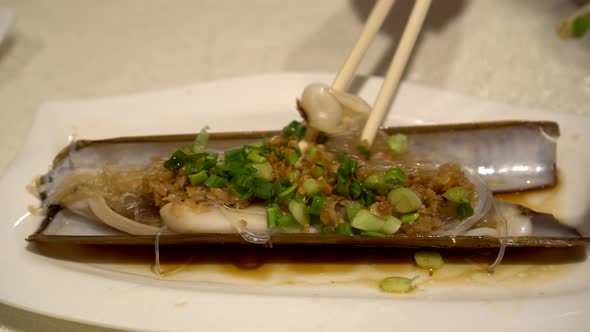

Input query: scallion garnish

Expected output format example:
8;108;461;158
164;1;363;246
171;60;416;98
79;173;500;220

163;149;188;172
188;170;208;185
572;15;590;38
308;195;326;216
351;209;385;232
287;171;299;183
266;203;281;227
335;223;354;235
359;186;376;207
400;212;420;224
383;167;406;188
302;178;321;196
278;212;297;227
204;174;227;188
224;147;247;165
345;201;362;221
386;134;408;154
414;250;444;270
275;179;297;202
247;152;267;164
457;203;474;220
363;174;383;190
380;276;414;293
381;216;402;235
294;192;307;203
285;149;300;166
310;165;324;177
192;126;210;153
252;178;273;200
282;120;307;139
252;162;273;181
288;199;310;225
443;187;472;204
387;187;421;213
308;147;318;158
349;180;362;199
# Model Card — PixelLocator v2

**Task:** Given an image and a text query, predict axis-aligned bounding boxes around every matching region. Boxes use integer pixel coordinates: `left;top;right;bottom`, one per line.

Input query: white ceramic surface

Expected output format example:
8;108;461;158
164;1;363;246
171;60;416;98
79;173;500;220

1;73;589;332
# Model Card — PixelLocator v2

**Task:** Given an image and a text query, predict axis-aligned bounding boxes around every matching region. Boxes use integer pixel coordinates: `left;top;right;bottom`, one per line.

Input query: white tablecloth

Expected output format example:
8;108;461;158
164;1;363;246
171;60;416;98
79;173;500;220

0;0;588;331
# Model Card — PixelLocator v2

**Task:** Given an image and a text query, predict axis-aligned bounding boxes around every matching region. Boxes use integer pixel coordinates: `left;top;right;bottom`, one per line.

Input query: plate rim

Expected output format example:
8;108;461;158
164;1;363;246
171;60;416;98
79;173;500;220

1;72;589;332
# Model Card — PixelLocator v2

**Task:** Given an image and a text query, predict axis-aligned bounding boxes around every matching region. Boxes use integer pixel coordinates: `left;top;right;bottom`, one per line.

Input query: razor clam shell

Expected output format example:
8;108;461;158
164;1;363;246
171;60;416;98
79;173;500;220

27;204;588;248
28;121;580;249
46;121;557;193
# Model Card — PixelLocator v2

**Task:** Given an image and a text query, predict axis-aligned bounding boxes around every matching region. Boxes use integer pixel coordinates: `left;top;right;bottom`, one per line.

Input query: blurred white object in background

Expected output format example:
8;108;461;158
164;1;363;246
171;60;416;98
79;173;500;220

0;7;15;44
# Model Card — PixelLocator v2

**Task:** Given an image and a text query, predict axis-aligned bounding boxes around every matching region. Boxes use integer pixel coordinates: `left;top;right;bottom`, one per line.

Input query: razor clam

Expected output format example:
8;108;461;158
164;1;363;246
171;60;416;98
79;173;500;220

28;201;587;248
26;121;588;248
46;121;557;193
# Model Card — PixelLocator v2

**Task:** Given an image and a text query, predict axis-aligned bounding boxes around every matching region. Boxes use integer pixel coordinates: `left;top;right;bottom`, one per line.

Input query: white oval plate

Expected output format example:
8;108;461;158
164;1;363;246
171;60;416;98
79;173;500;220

1;73;589;332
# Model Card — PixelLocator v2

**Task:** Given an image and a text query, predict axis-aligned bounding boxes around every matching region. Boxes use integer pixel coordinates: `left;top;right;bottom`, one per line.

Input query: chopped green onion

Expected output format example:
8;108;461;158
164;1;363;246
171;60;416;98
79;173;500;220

414;250;444;270
351;209;384;232
457;203;474;220
308;147;318;158
204;174;227;188
288;171;299;183
192;126;209;153
224;148;247;164
285;150;300;166
443;187;472;204
252;162;273;181
308;195;326;216
338;157;357;177
228;172;255;198
572;15;590;38
345;201;362;221
252;178;273;200
360;231;385;237
358;185;376;206
203;153;219;170
288;199;310;225
383;167;406;188
275;179;297;200
335;223;354;235
163;150;188;172
364;175;384;190
349;180;362;199
320;226;330;234
247;152;266;164
294;192;307;203
188;171;208;185
356;145;370;159
311;166;325;178
381;216;402;235
302;178;321;196
380;276;414;293
387;187;422;213
400;212;420;224
386;134;408;154
282;120;307;139
266;204;281;227
278;212;297;227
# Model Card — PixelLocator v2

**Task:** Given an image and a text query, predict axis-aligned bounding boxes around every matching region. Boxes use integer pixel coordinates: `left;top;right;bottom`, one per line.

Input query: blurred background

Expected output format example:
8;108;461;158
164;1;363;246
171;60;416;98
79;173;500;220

0;0;588;330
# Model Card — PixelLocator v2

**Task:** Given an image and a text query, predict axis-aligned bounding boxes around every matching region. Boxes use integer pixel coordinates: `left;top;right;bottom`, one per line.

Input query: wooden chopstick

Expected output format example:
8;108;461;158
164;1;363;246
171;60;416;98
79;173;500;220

359;0;432;147
332;0;396;91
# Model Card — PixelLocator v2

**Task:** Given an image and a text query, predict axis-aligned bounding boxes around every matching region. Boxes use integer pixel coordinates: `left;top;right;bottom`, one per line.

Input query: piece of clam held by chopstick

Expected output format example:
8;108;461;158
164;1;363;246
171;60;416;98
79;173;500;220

27;121;588;249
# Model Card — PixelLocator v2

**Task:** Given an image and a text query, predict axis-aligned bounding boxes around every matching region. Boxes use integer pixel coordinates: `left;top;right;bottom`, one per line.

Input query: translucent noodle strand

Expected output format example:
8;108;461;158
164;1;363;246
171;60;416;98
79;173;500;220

154;226;168;277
